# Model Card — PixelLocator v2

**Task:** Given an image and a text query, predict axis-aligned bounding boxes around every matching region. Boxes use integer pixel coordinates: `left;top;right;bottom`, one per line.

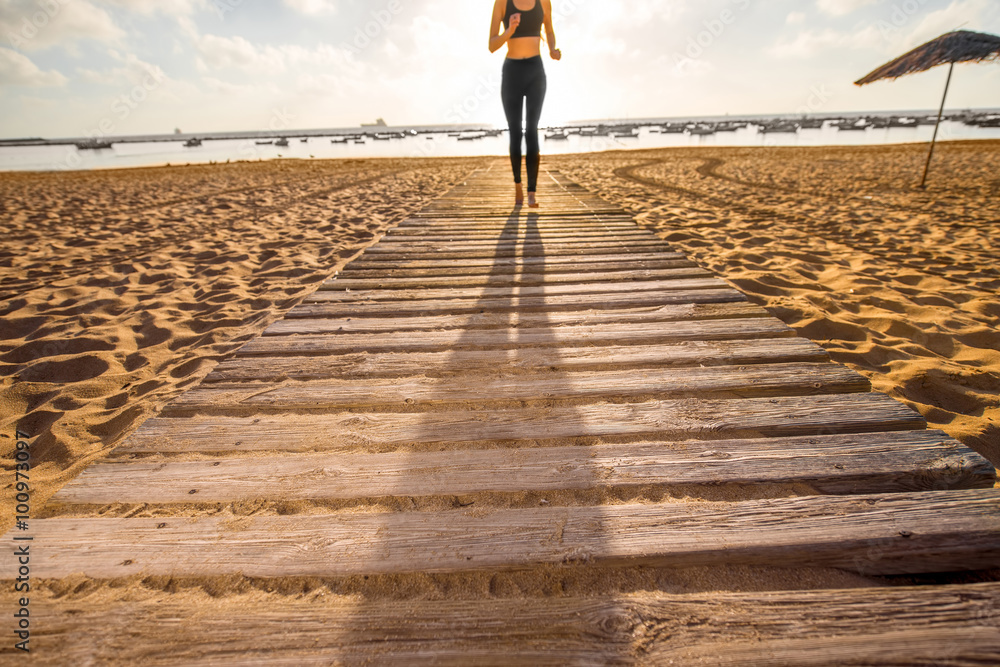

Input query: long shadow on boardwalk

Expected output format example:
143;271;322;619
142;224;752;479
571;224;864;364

342;202;614;649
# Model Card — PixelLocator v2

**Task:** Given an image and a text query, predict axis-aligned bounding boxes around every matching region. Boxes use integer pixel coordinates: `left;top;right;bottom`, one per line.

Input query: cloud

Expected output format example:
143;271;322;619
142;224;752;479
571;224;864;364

768;25;884;58
1;0;124;52
194;33;357;77
283;0;337;16
76;49;167;87
787;12;807;25
0;46;66;85
894;0;998;48
195;34;265;72
816;0;880;17
199;75;276;97
96;0;210;16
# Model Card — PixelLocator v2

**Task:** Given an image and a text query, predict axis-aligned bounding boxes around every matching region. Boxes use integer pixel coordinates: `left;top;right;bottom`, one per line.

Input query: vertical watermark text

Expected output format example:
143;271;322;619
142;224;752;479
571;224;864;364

12;429;33;653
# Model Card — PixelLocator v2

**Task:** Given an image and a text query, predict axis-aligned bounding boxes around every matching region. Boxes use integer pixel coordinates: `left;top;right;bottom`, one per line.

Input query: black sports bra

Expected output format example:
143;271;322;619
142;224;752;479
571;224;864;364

504;0;543;39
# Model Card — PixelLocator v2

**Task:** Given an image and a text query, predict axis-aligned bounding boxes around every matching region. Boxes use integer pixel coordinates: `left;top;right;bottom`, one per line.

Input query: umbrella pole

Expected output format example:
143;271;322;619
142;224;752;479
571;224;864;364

920;61;954;188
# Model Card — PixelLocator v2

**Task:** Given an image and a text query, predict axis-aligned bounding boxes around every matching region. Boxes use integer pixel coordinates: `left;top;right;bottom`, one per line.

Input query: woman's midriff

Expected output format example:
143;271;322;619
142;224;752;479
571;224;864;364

506;36;541;59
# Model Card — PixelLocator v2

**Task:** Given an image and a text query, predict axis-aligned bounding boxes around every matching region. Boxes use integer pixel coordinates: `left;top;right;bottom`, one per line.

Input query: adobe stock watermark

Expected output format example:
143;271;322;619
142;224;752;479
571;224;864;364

342;0;403;56
212;0;244;20
875;0;933;42
754;82;834;148
671;0;752;75
444;74;502;126
6;0;66;51
551;0;590;22
54;65;167;170
796;84;833;116
236;107;297;162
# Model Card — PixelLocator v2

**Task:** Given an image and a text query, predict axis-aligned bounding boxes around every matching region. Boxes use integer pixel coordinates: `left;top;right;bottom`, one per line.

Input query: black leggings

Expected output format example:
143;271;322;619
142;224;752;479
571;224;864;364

501;56;547;192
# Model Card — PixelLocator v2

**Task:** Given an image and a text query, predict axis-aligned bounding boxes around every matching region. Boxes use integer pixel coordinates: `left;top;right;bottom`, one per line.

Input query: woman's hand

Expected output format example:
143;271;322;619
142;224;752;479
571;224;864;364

549;47;562;60
507;12;521;34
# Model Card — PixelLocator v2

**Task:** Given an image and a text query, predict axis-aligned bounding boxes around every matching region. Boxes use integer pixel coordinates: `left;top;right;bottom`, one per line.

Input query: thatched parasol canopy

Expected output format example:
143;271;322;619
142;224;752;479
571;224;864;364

855;29;1000;85
853;29;1000;187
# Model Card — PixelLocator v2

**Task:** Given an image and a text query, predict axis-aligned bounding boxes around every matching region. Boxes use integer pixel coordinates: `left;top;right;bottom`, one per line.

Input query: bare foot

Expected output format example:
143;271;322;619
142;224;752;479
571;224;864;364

515;183;524;206
527;192;539;208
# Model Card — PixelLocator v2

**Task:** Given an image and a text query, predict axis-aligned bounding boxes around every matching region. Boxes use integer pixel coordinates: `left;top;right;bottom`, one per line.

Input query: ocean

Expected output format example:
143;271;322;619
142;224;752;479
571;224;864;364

2;110;998;172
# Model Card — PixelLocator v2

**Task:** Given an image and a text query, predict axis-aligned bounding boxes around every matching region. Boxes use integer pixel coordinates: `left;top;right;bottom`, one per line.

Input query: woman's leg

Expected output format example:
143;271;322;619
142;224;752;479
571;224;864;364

524;61;547;194
501;61;524;190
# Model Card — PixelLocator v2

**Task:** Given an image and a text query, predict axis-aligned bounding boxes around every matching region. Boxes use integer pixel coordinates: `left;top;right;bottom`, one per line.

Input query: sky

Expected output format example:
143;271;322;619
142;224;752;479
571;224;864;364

1;0;998;139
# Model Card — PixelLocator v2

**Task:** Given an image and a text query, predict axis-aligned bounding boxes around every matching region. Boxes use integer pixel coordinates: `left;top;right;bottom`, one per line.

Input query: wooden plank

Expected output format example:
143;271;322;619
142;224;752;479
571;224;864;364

28;490;1000;578
348;251;687;270
289;287;745;318
53;431;996;505
205;338;828;383
166;363;871;414
383;227;651;239
274;302;770;330
311;275;718;302
28;583;1000;665
250;318;793;354
368;241;669;256
360;242;671;261
394;213;637;224
374;233;658;247
116;393;927;453
369;231;654;242
383;230;648;243
410;208;624;218
338;258;700;279
325;267;708;291
390;221;643;234
413;200;620;209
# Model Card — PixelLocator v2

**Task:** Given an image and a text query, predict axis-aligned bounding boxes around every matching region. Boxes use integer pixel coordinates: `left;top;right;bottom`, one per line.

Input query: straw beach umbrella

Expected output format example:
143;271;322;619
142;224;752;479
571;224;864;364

854;29;1000;187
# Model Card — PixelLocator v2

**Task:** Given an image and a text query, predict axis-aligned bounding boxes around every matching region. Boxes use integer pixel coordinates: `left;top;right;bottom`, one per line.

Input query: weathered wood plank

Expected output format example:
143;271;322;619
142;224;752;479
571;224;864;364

257;317;793;349
308;278;730;300
394;213;637;225
382;233;651;246
205;338;828;383
374;235;658;249
338;258;700;280
411;207;624;218
360;242;673;261
382;226;651;240
53;431;996;505
274;301;769;331
325;267;709;291
348;251;687;270
29;490;1000;578
166;363;871;413
388;228;649;241
28;583;1000;665
289;287;746;318
311;276;719;302
365;237;674;259
390;221;643;235
116;393;927;453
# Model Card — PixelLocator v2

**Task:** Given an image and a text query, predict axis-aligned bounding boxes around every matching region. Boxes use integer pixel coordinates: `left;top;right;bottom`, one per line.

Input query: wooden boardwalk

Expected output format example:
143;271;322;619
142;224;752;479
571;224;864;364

15;167;1000;663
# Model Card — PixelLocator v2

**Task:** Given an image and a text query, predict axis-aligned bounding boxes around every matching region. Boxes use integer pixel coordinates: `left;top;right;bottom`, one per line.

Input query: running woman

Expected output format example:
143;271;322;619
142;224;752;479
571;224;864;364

489;0;561;208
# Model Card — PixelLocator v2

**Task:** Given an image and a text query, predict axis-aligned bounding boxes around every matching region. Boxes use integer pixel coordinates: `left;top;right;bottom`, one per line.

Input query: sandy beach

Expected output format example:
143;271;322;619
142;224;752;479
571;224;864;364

2;142;999;527
1;142;998;657
0;156;482;534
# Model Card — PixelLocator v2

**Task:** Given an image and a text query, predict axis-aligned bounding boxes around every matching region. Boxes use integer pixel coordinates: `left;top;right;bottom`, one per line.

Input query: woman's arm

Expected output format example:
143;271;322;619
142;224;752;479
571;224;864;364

489;0;518;53
542;0;561;59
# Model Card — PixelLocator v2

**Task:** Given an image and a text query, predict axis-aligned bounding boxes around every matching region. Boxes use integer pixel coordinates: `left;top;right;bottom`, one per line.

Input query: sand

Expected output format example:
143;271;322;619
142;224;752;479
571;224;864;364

1;143;998;655
0;156;482;534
